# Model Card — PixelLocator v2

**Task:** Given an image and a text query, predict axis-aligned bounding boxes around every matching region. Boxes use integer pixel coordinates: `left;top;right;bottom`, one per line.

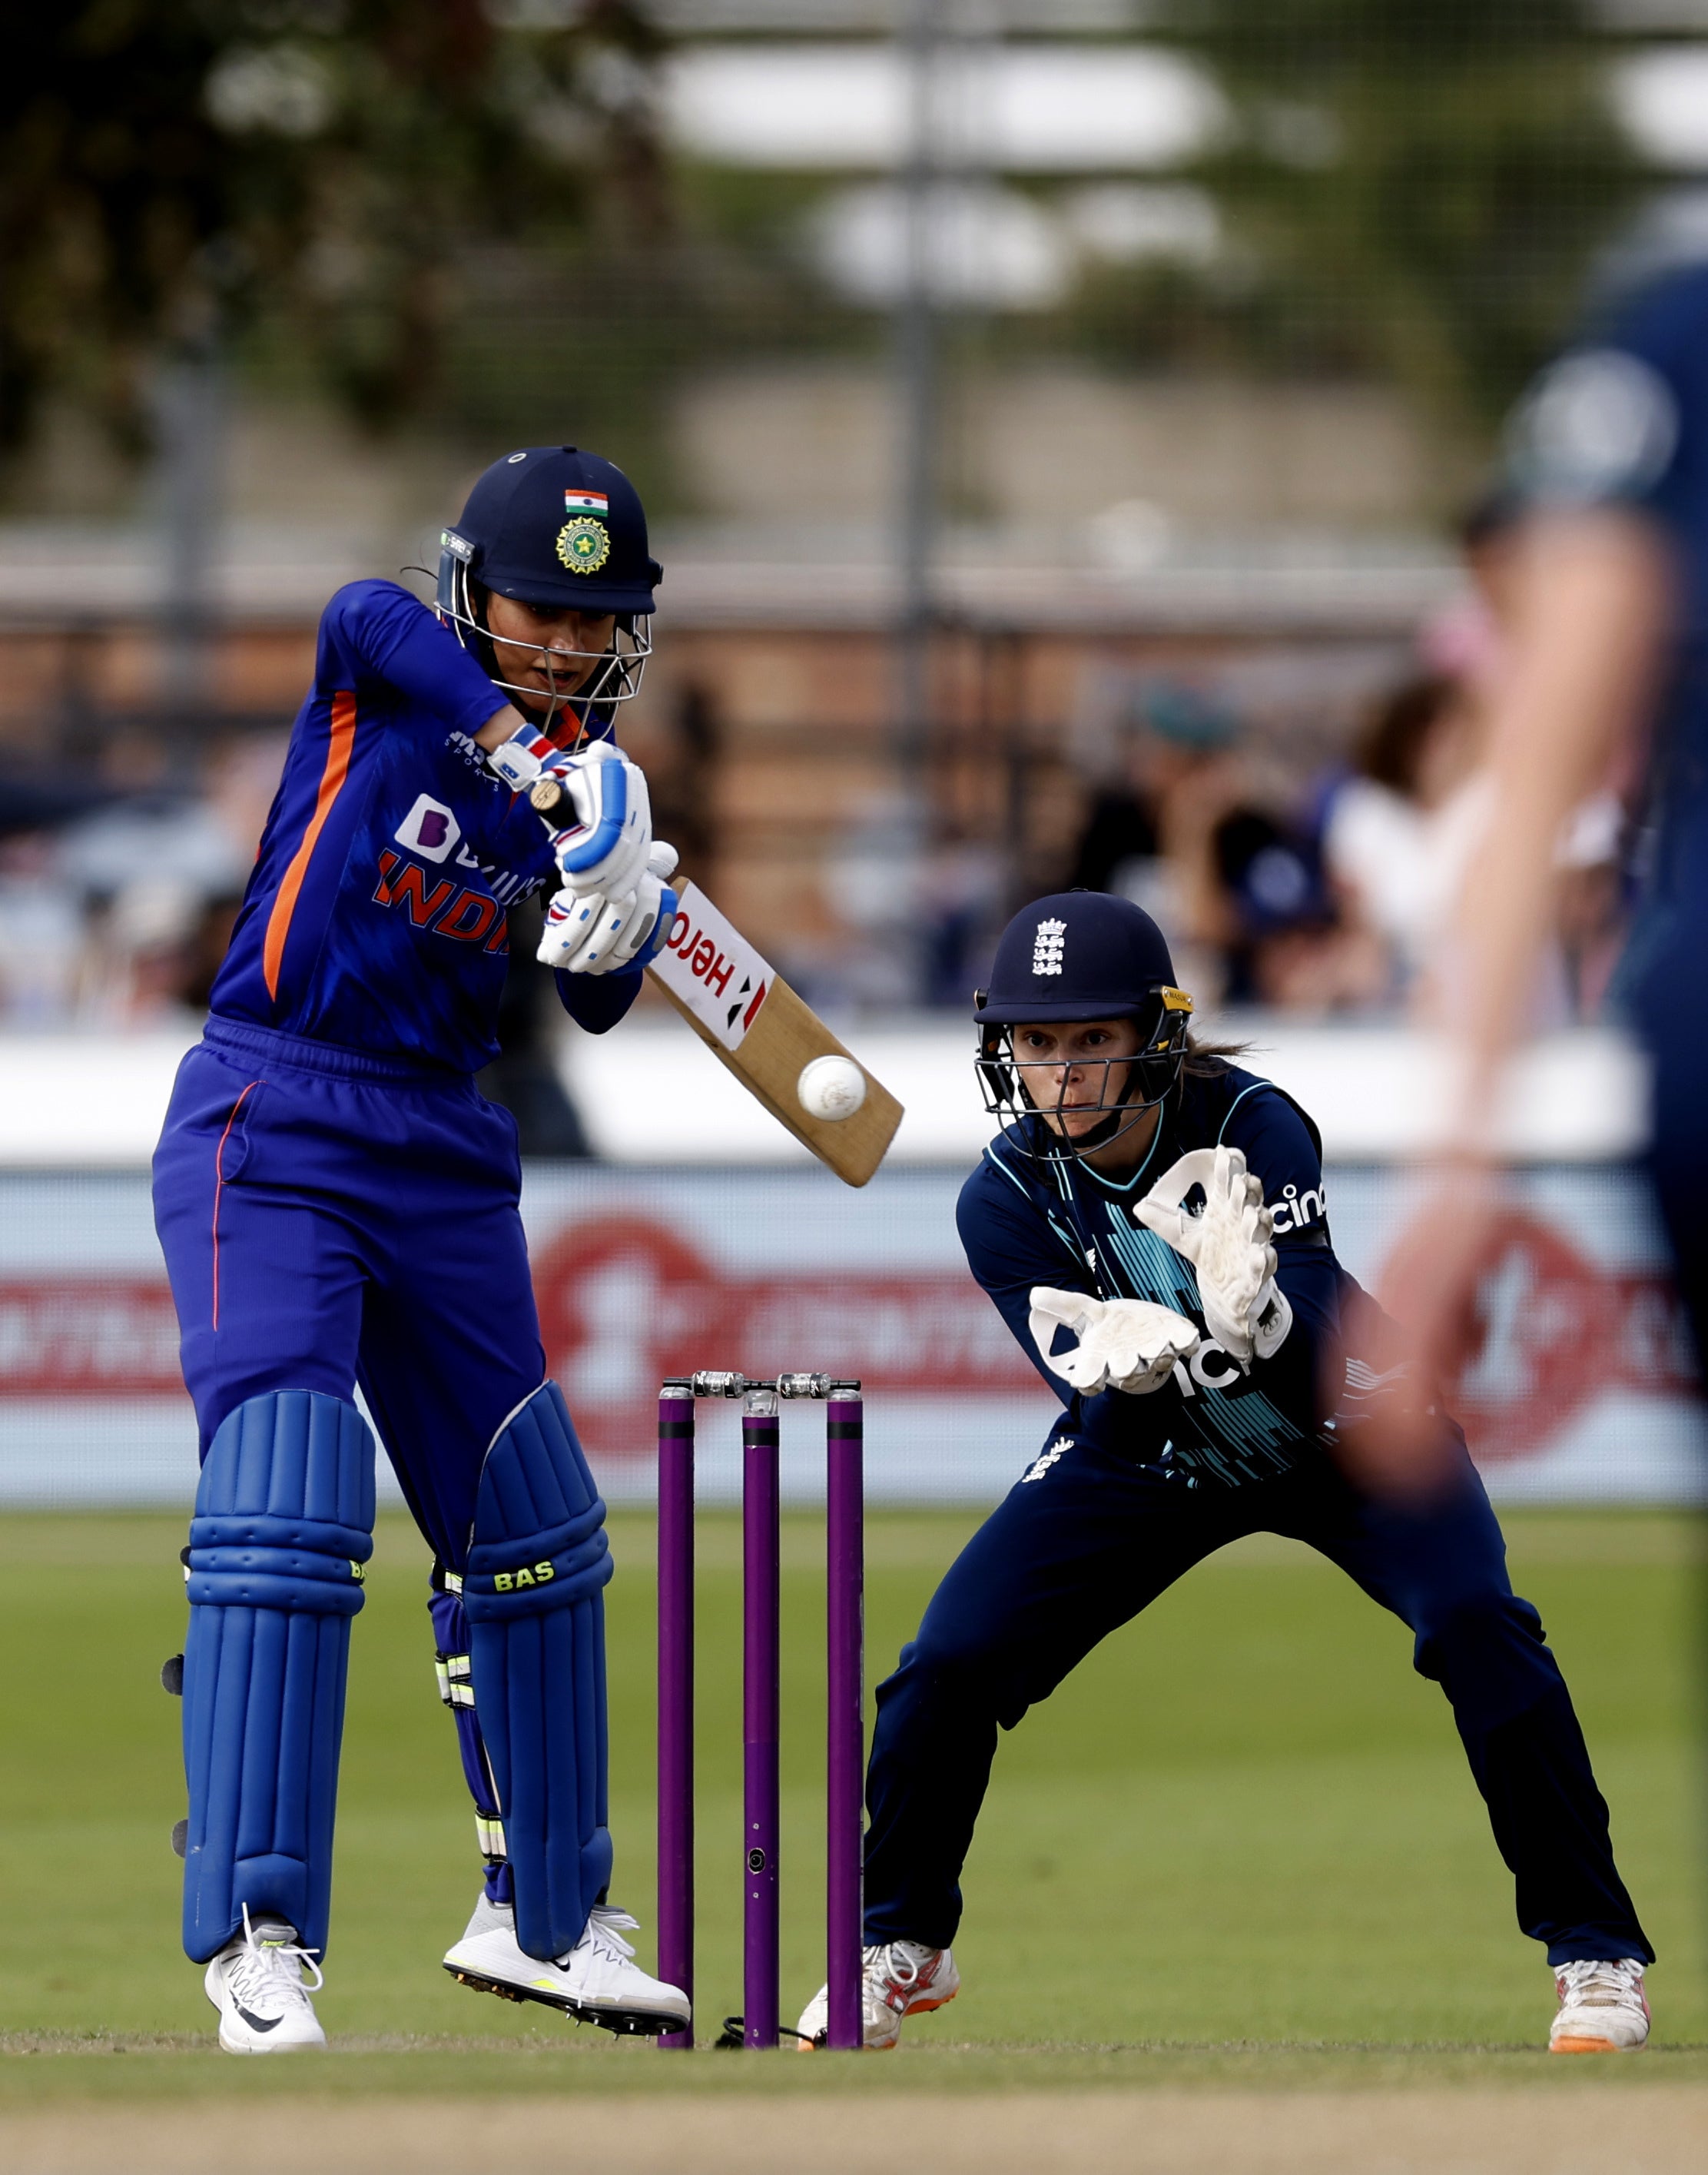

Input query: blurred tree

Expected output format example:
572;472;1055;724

1152;0;1641;436
2;5;261;462
0;1;671;477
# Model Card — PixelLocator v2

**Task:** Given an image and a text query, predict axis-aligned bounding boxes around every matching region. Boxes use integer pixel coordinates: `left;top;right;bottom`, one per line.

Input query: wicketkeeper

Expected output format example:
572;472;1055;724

794;890;1653;2055
154;447;688;2050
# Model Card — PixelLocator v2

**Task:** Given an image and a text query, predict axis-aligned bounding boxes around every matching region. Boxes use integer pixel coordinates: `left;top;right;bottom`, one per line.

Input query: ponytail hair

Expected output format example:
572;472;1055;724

1181;1031;1251;1079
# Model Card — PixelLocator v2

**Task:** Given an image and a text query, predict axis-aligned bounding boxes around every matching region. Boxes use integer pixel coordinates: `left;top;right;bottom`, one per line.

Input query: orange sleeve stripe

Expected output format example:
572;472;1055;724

262;689;358;1001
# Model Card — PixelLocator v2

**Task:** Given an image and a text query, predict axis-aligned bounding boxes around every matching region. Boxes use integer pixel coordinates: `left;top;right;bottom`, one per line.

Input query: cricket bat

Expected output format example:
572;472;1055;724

522;774;903;1184
645;882;904;1187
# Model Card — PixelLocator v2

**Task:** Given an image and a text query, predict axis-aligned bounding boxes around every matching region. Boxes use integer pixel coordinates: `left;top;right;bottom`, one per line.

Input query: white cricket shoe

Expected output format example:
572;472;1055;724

204;1908;327;2054
1549;1958;1650;2053
794;1939;959;2051
443;1893;690;2037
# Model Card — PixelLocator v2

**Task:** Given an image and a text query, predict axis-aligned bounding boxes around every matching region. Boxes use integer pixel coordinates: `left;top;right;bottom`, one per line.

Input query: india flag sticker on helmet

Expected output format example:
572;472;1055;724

564;488;609;516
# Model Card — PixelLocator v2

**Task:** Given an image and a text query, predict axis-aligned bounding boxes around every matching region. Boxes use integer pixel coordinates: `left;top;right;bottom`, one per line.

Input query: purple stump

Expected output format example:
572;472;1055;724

824;1393;865;2050
656;1387;695;2050
742;1388;781;2048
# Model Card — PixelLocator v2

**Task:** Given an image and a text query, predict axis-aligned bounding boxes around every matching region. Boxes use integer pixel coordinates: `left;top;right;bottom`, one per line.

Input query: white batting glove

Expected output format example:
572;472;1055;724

539;842;678;976
1133;1147;1292;1365
545;742;655;901
1028;1287;1199;1396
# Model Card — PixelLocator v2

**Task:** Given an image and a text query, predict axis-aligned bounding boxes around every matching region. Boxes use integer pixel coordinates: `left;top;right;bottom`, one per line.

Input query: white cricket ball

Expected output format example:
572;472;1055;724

797;1054;867;1122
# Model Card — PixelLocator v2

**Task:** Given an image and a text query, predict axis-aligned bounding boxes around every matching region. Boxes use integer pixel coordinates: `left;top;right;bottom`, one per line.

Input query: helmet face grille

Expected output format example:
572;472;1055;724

975;998;1189;1167
433;548;653;729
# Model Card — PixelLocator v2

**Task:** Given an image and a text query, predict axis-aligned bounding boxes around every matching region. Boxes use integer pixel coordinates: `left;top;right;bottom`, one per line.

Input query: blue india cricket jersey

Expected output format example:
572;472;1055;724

211;579;636;1072
957;1065;1371;1488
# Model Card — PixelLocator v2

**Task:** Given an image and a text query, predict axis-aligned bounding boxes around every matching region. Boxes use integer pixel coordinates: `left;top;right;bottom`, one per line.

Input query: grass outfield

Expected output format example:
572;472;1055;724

0;1505;1702;2091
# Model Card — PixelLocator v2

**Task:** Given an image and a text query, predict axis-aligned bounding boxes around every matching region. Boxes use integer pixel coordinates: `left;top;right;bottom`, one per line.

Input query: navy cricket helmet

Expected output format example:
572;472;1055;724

973;891;1195;1161
436;447;662;718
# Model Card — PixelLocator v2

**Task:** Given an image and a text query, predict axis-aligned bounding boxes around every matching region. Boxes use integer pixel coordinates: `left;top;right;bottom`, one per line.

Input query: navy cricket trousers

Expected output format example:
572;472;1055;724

151;1016;546;1569
863;1432;1651;1967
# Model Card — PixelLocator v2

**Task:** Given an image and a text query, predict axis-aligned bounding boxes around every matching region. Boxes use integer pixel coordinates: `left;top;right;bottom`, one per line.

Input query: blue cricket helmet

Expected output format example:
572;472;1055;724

975;890;1182;1023
443;446;662;614
436;447;661;718
973;891;1196;1157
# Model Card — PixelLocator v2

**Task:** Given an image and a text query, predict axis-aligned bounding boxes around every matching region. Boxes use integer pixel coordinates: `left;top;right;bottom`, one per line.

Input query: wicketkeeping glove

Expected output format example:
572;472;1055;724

1133;1146;1292;1366
539;842;679;976
1028;1287;1199;1396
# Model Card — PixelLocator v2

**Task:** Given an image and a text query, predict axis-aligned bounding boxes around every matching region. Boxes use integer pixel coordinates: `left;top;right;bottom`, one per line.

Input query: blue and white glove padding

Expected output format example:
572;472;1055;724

547;742;655;902
1028;1287;1199;1396
487;728;655;900
539;842;680;977
1133;1146;1292;1364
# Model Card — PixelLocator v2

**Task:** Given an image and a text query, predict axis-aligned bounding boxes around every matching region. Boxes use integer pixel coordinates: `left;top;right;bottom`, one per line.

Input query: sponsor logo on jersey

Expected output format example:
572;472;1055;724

1032;916;1066;976
1269;1180;1325;1236
447;729;492;775
372;850;509;951
396;794;462;863
1169;1336;1244;1396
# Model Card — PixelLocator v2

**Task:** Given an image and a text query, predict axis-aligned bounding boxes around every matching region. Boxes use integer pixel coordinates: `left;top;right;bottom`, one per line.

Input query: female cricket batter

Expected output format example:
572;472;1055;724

796;888;1652;2054
152;447;689;2051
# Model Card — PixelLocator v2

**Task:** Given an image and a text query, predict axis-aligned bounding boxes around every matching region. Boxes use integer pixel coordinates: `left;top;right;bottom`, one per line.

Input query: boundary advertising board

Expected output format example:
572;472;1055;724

0;1165;1698;1506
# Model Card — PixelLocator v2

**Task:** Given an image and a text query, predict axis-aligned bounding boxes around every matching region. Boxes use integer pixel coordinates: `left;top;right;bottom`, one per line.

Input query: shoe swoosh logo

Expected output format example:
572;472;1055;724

235;2005;282;2033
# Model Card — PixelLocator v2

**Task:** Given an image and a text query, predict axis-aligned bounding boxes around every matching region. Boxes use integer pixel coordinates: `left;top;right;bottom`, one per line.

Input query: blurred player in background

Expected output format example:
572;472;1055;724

1377;240;1708;2067
793;891;1651;2055
152;447;689;2050
1382;251;1708;1393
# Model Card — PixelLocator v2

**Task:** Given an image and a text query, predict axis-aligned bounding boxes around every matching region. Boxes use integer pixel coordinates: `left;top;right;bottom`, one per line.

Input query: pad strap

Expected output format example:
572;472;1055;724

429;1583;510;1901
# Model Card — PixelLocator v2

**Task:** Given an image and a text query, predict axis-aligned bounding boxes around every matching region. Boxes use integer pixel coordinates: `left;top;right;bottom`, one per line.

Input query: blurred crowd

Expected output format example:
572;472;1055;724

0;730;282;1032
886;495;1633;1025
0;502;1637;1035
0;679;724;1041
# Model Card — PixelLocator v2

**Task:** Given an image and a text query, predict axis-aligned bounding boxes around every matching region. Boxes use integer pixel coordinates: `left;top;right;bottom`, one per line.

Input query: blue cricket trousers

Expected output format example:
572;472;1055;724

151;1016;545;1568
863;1431;1652;1968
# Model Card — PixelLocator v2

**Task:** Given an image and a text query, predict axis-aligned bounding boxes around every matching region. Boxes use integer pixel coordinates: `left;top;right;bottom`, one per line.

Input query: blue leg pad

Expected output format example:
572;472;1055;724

181;1390;374;1964
464;1382;613;1961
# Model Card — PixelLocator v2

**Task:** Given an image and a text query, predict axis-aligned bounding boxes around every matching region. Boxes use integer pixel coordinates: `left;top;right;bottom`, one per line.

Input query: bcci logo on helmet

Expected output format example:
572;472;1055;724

1032;918;1067;976
556;516;612;574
